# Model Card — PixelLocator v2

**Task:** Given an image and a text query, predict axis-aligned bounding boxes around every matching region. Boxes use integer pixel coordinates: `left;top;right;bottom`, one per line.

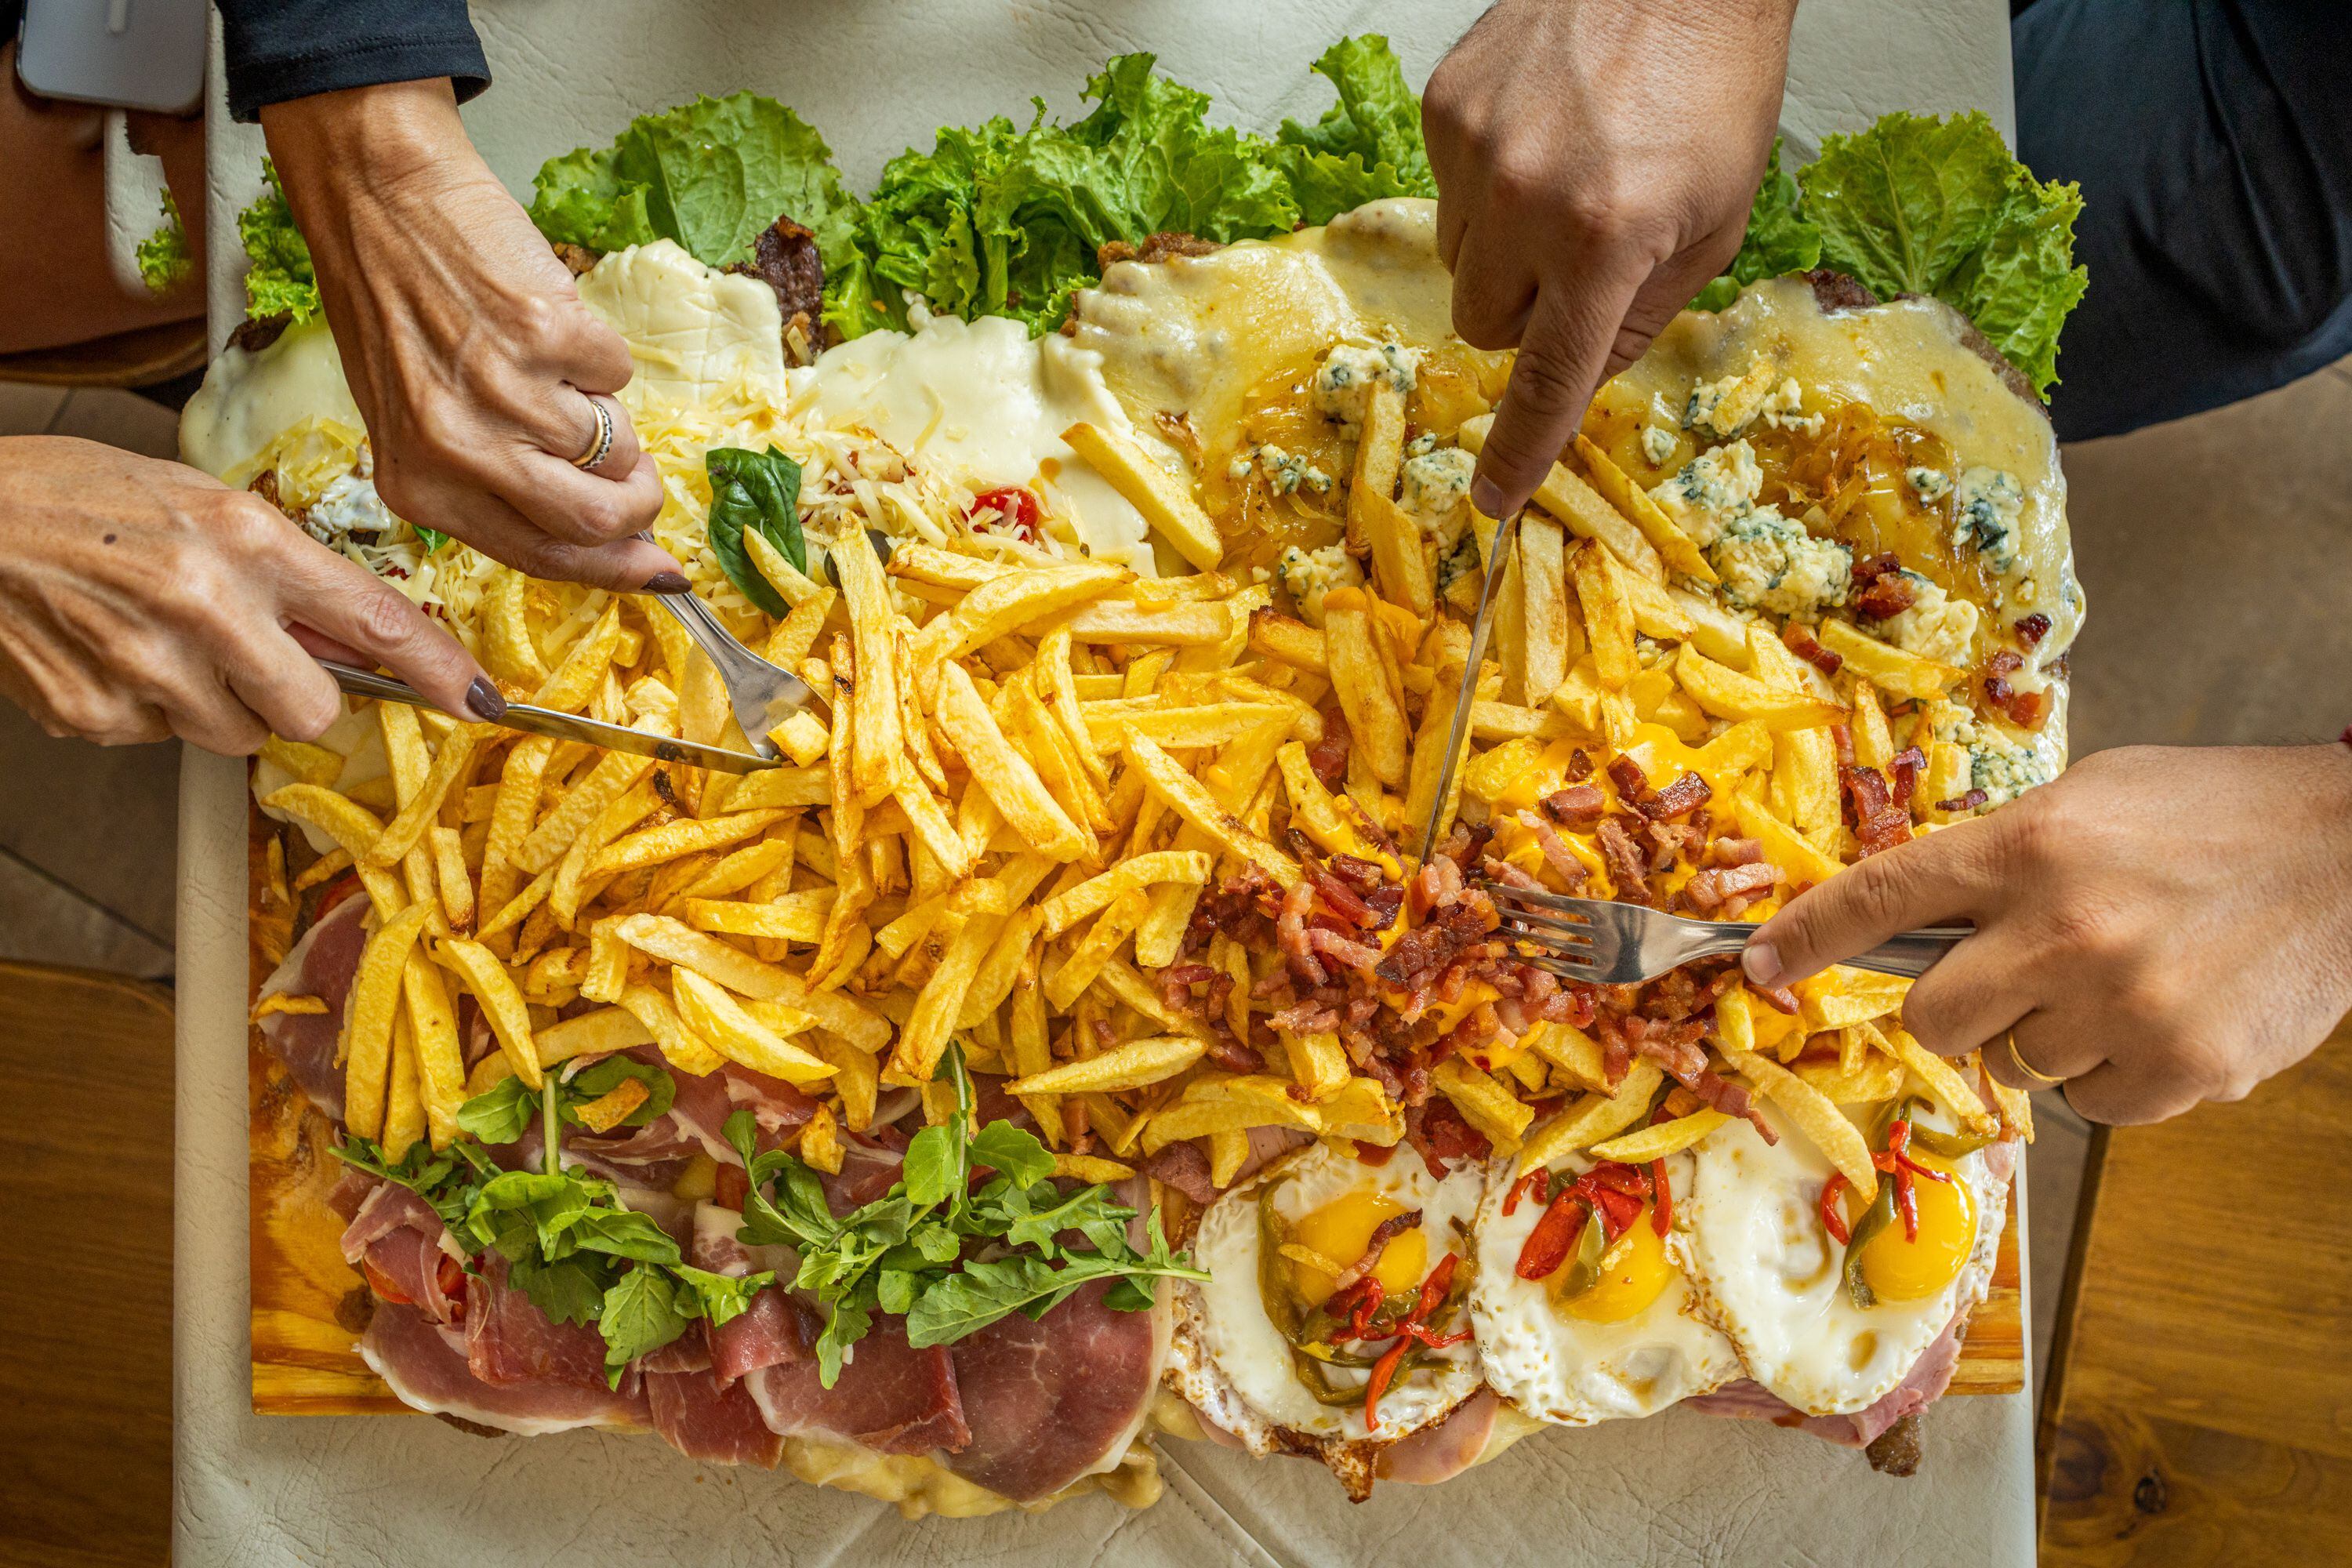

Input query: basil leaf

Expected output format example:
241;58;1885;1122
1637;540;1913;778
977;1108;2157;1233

597;1265;690;1384
456;1076;537;1145
704;446;804;619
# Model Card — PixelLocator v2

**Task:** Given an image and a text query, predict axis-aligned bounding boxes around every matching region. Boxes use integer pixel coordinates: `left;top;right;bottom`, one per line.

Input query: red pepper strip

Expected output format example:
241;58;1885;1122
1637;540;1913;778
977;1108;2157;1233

1501;1169;1544;1218
1516;1190;1589;1280
1587;1184;1642;1240
1651;1158;1673;1238
1887;1120;1920;1242
1896;1152;1953;1184
1408;1253;1458;1322
1819;1171;1852;1246
361;1255;415;1306
1325;1277;1384;1343
1364;1338;1412;1433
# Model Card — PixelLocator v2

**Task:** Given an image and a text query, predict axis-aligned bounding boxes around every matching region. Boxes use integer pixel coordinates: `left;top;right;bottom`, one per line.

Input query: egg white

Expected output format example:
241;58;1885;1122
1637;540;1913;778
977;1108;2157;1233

1679;1098;2005;1416
1468;1151;1743;1426
1169;1138;1485;1450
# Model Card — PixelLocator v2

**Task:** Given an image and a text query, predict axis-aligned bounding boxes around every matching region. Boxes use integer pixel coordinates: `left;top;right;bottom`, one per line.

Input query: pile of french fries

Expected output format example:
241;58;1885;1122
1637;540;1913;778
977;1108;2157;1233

249;350;2033;1218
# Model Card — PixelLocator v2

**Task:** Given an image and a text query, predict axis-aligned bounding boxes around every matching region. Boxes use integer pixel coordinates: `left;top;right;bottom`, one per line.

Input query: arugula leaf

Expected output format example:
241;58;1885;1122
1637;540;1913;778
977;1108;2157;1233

331;1136;456;1196
1694;140;1822;312
812;1287;875;1388
597;1265;689;1384
412;526;450;554
567;1206;685;1265
466;1170;597;1259
237;162;321;325
996;1181;1137;1257
136;191;194;295
703;446;805;619
1798;111;2087;394
672;1264;776;1329
724;1109;840;1252
508;1250;611;1328
967;1120;1054;1189
456;1075;537;1145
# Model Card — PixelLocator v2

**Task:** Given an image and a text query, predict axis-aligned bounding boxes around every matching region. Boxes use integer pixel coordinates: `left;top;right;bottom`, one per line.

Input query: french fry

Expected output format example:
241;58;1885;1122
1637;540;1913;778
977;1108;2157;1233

261;784;407;917
1009;1036;1206;1095
250;992;329;1021
1248;608;1328;674
1719;1042;1877;1204
934;661;1091;862
1571;539;1638;690
615;981;726;1076
1045;889;1150;1011
958;905;1045;1028
684;890;833;944
1676;644;1847;731
1799;967;1914;1032
1519;515;1570;703
1457;412;1665;580
401;951;466;1146
826;525;905;808
1883;1027;2001;1139
1065;600;1232;646
484;569;550;687
1123;733;1301;889
610;913;891;1052
1515;1062;1664;1175
534;1006;658;1066
1062;421;1222;572
433;936;544;1089
1733;796;1845;887
259;734;343;788
1523;1020;1608;1093
531;601;622;713
1282;1030;1352;1102
1323;590;1407;785
670;967;837;1085
382;1010;426;1163
1773;726;1841;838
1817;617;1963;700
589;808;789;878
1795;1051;1907;1105
891;910;1001;1082
1572;434;1718;583
292;846;354;893
916;562;1128;666
341;899;435;1138
514;749;655;873
428;826;475;934
1432;1056;1533;1150
724;765;834;812
1040;851;1210;938
1077;699;1294;754
1588;1109;1731;1163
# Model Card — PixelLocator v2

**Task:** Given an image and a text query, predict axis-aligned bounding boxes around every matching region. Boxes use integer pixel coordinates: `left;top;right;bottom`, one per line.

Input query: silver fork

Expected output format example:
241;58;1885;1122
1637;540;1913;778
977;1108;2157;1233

1483;880;1972;985
648;590;815;760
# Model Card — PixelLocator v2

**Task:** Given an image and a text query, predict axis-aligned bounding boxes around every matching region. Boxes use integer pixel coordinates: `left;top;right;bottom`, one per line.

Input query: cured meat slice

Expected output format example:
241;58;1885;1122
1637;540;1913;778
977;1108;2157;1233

361;1303;648;1436
646;1323;786;1468
340;1180;463;1324
939;1277;1167;1502
692;1202;804;1385
253;893;368;1115
465;1254;613;1392
746;1315;971;1456
1376;1386;1501;1485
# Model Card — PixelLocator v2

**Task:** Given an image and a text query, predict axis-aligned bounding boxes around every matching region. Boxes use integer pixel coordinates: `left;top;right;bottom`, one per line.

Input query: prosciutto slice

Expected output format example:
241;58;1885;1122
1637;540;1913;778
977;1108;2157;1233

692;1202;804;1385
938;1277;1167;1502
252;893;369;1115
339;1180;463;1325
361;1303;648;1436
646;1323;786;1468
466;1254;614;1392
746;1315;971;1456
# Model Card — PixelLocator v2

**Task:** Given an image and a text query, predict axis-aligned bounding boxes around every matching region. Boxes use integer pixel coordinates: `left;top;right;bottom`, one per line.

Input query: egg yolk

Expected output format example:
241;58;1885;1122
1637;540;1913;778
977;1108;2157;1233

1859;1152;1977;1303
1290;1192;1427;1307
1554;1206;1675;1323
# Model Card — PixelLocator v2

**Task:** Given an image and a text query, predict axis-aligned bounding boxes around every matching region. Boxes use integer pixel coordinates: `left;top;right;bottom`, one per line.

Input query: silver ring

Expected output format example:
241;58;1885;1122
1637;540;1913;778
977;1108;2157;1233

570;395;615;471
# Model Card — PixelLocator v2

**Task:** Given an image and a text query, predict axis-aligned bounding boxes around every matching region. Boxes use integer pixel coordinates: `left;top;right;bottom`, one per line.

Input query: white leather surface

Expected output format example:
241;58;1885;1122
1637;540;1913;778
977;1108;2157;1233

179;4;2034;1561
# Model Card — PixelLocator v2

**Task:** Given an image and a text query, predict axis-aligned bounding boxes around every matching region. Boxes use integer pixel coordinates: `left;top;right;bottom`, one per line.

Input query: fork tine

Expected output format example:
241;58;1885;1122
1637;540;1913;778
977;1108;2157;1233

1497;912;1596;945
1519;951;1605;982
1480;880;1600;918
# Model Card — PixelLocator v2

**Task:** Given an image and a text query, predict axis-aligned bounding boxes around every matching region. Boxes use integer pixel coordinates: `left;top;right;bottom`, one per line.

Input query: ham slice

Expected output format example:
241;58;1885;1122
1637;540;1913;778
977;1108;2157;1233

361;1302;648;1436
466;1254;614;1392
693;1202;805;1385
340;1180;463;1325
646;1323;786;1468
938;1277;1167;1502
746;1315;971;1456
252;894;369;1116
1685;1311;1969;1455
1376;1386;1501;1485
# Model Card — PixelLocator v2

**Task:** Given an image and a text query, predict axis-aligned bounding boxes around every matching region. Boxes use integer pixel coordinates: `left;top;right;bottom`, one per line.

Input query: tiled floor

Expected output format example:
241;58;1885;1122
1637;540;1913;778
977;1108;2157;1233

6;351;2349;1403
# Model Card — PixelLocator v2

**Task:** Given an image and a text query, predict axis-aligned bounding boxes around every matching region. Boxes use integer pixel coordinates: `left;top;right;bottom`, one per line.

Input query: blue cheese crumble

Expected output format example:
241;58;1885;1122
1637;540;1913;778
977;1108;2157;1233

1965;726;2058;808
1648;440;1763;546
1312;343;1421;430
1866;569;1980;665
1276;543;1363;627
1953;466;2024;573
1906;466;1953;503
1229;443;1332;495
1708;507;1853;619
1399;445;1477;550
1683;359;1813;438
1640;424;1678;466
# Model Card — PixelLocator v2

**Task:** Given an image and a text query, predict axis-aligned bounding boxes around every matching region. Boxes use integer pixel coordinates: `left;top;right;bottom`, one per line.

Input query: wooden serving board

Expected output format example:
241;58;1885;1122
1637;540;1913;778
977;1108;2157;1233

242;799;2024;1415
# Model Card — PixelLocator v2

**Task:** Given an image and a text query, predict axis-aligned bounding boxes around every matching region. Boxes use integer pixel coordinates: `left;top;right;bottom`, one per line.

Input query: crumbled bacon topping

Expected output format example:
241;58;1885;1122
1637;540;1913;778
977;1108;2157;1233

1782;620;1845;676
1850;554;1918;621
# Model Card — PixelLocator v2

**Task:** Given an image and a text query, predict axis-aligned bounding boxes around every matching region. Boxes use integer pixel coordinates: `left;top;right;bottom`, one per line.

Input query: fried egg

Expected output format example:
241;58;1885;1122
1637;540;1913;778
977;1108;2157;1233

1169;1138;1485;1477
1679;1098;2005;1416
1468;1152;1742;1426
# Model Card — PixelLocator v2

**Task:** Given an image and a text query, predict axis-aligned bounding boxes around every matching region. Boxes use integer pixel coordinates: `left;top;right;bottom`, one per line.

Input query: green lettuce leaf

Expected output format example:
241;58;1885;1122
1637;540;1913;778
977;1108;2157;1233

1693;140;1820;312
1798;111;2086;394
1275;34;1436;226
238;162;321;324
527;93;873;338
136;191;194;295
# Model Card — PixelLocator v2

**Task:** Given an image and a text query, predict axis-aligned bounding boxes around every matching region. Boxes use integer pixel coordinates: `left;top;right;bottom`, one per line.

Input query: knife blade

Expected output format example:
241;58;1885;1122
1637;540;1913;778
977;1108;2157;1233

317;661;781;774
1413;509;1521;859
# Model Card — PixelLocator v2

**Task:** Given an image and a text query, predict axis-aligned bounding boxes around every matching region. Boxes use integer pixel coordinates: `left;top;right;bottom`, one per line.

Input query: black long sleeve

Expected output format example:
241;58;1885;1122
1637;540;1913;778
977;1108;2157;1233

214;0;488;123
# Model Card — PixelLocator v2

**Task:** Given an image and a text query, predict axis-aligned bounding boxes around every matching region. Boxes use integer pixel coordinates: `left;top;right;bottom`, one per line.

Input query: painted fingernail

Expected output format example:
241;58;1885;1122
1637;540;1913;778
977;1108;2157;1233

644;572;691;594
1741;942;1781;987
466;678;508;721
1470;477;1506;519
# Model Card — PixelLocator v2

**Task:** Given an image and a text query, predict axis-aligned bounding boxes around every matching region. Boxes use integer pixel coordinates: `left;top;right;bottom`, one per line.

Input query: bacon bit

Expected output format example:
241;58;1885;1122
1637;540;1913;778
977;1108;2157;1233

1782;620;1845;676
2013;612;2053;648
1330;1210;1424;1294
1685;861;1777;913
1937;789;1990;814
1636;771;1712;822
1407;1096;1493;1172
1517;811;1592;889
1851;553;1919;620
1541;784;1606;826
1606;755;1650;801
1820;1171;1853;1245
1887;746;1926;810
1308;710;1352;789
1354;1139;1397;1167
1595;818;1653;905
1566;748;1595;782
1842;764;1914;857
1755;983;1801;1015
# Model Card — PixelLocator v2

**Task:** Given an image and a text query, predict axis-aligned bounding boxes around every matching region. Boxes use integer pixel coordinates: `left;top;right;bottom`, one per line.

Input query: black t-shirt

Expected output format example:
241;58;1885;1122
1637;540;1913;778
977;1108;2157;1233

214;0;488;122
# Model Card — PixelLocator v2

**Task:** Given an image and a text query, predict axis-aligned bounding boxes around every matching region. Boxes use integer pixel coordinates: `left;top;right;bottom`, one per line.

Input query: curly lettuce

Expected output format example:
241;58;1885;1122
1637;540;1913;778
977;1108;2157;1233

238;162;321;324
136;191;194;295
1693;141;1820;313
1275;34;1437;226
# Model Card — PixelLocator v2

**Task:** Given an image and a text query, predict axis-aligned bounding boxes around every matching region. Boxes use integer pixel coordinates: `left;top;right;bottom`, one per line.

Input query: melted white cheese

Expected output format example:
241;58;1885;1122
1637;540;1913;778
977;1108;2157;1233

575;238;790;407
178;320;361;483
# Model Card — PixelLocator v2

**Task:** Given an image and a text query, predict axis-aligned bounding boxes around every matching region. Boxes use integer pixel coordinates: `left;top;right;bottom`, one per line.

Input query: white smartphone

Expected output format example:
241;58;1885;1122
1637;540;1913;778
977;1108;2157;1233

15;0;207;114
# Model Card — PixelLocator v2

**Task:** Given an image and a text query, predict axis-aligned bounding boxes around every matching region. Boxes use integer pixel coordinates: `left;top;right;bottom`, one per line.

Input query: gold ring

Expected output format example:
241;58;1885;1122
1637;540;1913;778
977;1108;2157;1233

2005;1028;2063;1087
571;395;615;470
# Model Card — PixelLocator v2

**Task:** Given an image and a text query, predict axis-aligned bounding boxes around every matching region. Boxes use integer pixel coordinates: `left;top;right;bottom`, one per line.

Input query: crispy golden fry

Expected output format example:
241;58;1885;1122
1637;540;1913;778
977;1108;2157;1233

1076;699;1294;755
1247;608;1328;674
1046;888;1150;1011
1061;421;1222;572
1773;725;1841;838
532;601;623;713
1720;1042;1878;1204
1457;412;1665;580
1039;850;1211;938
1065;600;1232;647
590;808;789;878
1588;1109;1731;1163
551;778;659;928
1515;1062;1665;1175
1795;1051;1907;1105
827;526;905;808
341;899;435;1138
260;734;343;789
1523;1020;1608;1093
484;569;550;688
1123;732;1300;889
1883;1026;2002;1139
934;661;1091;862
250;991;329;1021
1432;1057;1534;1151
1849;678;1896;769
683;890;834;944
1571;538;1638;690
613;981;725;1076
1573;434;1718;583
916;562;1128;666
428;826;475;934
1676;644;1847;731
1817;617;1963;700
724;765;833;812
1323;589;1407;786
383;1011;426;1163
1282;1030;1351;1102
1798;967;1913;1032
1733;796;1845;887
1468;700;1575;744
535;1006;658;1067
1004;674;1111;836
262;784;408;918
514;750;655;874
400;950;465;1147
1009;1036;1206;1095
1519;515;1570;703
434;935;544;1091
671;967;837;1085
891;909;1000;1083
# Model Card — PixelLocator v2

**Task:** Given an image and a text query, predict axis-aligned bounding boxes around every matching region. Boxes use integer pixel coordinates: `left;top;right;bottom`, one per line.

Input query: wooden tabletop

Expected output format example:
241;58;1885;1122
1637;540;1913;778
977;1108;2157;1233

2038;1014;2352;1565
0;962;173;1568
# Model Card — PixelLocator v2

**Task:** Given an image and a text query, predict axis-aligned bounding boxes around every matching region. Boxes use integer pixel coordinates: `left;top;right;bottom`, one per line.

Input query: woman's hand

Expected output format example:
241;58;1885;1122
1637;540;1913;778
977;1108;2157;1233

0;437;501;755
1423;0;1798;519
260;81;684;591
1743;744;2352;1123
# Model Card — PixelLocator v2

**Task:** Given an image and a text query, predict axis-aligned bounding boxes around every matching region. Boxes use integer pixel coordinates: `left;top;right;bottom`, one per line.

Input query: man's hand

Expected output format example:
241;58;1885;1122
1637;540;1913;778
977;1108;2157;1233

1744;744;2352;1124
262;81;683;591
0;437;500;755
1424;0;1798;518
